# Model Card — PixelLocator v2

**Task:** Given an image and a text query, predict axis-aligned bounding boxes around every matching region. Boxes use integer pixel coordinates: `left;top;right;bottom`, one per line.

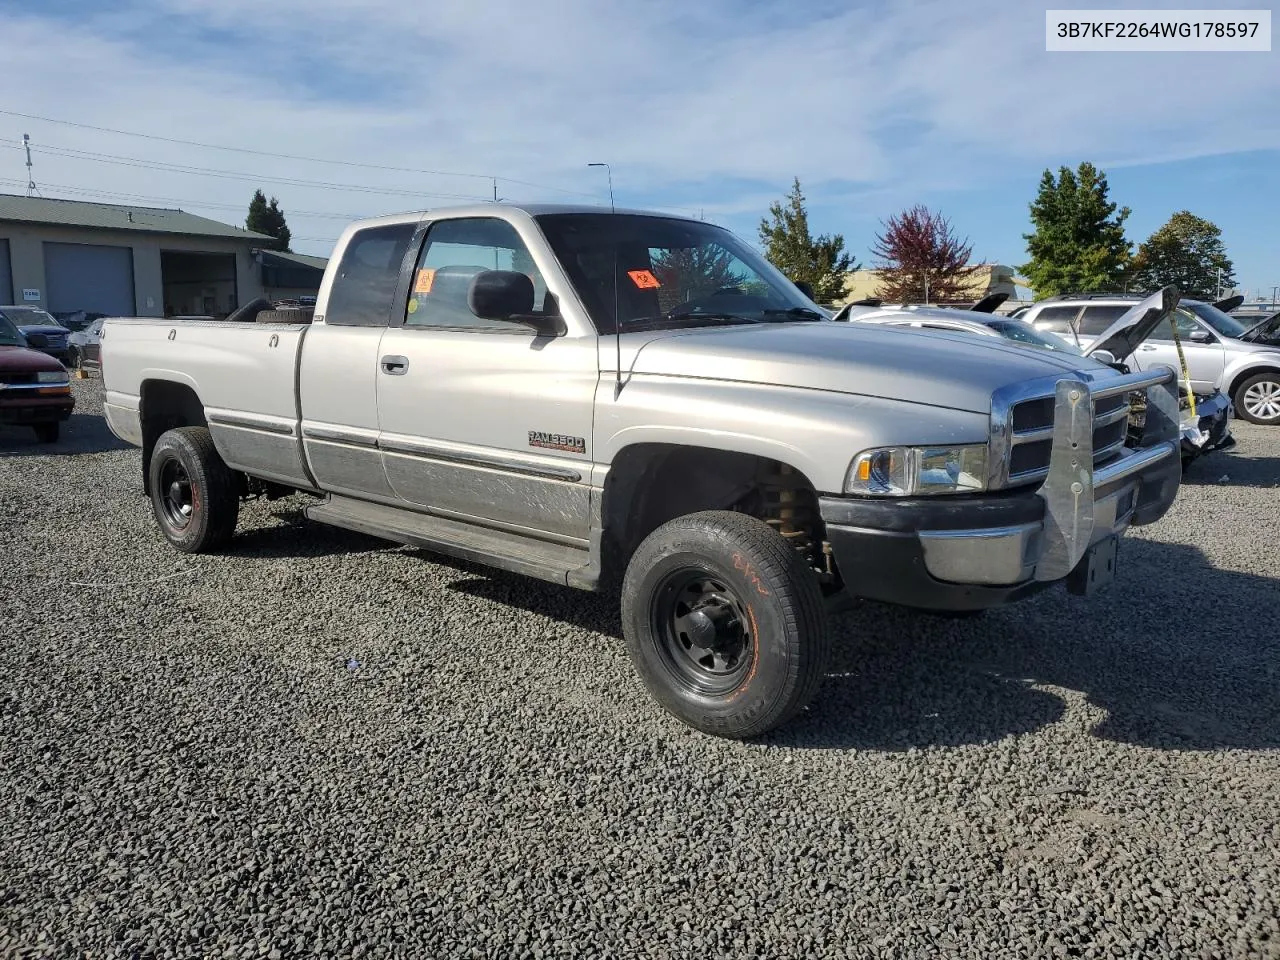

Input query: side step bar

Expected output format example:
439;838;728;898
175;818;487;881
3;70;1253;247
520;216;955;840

305;495;593;588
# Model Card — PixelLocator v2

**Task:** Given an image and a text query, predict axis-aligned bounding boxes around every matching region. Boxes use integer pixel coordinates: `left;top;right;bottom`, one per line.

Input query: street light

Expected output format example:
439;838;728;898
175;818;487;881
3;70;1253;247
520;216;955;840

587;162;614;211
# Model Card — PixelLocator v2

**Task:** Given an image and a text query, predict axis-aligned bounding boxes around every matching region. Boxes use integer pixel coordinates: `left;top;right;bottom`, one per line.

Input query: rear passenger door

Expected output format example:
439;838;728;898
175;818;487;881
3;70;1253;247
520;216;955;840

375;214;598;542
1028;305;1083;344
300;221;418;500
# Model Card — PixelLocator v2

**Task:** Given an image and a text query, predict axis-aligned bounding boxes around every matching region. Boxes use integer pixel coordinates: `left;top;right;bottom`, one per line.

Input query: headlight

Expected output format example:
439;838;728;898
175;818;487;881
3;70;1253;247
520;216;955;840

36;371;70;384
845;445;988;496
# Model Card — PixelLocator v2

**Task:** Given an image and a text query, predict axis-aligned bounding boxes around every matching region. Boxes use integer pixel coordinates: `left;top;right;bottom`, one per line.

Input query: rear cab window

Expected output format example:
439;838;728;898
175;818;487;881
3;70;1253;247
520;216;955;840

323;223;418;326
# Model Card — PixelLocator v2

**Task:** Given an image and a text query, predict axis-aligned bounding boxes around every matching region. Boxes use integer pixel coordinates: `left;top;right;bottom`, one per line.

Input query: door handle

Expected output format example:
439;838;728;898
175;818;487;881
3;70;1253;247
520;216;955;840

1139;345;1158;351
381;355;409;375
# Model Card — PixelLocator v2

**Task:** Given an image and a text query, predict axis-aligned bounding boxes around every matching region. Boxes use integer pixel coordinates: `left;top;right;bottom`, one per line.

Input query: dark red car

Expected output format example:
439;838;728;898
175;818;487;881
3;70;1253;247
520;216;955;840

0;312;74;443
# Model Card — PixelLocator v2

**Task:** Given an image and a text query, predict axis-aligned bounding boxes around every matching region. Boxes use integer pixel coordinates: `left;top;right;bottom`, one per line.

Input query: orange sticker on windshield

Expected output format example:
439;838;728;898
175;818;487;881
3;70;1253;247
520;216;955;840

627;269;661;289
414;268;436;294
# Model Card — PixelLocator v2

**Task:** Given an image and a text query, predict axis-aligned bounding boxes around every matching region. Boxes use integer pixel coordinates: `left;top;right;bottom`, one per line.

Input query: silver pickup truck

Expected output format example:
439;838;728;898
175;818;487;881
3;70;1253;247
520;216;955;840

100;203;1184;738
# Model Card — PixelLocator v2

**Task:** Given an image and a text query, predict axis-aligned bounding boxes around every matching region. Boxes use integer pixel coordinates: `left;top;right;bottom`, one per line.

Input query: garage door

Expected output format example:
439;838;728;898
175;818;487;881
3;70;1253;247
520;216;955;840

0;240;12;303
43;242;135;316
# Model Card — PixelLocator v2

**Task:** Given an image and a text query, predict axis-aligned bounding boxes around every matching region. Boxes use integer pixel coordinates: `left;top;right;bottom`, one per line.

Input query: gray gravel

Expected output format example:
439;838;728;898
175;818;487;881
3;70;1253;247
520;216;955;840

1;377;1278;959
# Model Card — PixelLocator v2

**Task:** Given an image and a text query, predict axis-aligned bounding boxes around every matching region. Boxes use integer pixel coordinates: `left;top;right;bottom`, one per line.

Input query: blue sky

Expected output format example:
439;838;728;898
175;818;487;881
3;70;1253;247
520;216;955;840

1;0;1277;296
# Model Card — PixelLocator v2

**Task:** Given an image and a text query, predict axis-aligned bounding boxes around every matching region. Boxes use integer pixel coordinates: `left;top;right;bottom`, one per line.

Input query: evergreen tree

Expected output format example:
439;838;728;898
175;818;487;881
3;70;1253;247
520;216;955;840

871;205;980;303
1019;162;1131;298
246;189;293;252
758;178;855;303
1127;211;1236;300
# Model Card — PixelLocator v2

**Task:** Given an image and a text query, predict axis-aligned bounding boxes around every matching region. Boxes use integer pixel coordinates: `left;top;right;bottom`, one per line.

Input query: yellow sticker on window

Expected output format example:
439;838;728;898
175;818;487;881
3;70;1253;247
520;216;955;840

414;268;436;294
407;298;419;314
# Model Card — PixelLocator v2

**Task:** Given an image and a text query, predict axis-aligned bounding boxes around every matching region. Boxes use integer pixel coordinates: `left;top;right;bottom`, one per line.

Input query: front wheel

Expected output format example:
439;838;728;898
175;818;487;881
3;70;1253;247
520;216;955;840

621;510;830;739
147;426;240;552
1235;372;1280;425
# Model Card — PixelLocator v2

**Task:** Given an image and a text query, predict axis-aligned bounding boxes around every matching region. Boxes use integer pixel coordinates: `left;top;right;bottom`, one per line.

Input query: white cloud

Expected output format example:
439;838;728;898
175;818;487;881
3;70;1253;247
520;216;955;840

2;0;1277;255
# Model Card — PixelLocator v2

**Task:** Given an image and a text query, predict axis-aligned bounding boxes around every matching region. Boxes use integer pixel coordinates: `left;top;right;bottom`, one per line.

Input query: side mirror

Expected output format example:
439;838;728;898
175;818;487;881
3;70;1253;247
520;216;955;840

468;270;565;336
793;280;816;301
1090;349;1118;365
1188;328;1214;344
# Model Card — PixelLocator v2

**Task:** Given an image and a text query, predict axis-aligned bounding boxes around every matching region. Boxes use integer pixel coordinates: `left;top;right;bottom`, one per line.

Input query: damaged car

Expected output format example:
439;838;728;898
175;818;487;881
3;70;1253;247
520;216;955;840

832;293;1234;467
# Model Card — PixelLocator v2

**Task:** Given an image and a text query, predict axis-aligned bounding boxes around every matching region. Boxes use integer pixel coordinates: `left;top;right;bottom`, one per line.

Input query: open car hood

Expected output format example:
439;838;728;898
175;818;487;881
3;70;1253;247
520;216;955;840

1078;285;1179;362
1241;310;1280;343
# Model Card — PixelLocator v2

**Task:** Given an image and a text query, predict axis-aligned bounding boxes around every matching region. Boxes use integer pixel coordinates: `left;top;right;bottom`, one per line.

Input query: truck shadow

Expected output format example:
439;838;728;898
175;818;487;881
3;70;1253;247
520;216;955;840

0;413;131;457
444;540;1278;754
226;507;395;560
1180;452;1280;490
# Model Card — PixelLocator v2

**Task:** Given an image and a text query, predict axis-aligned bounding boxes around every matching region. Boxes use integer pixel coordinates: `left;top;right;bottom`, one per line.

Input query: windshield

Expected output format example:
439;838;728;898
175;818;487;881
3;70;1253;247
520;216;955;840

0;306;60;328
987;319;1083;354
0;315;25;346
1186;301;1250;339
534;213;817;333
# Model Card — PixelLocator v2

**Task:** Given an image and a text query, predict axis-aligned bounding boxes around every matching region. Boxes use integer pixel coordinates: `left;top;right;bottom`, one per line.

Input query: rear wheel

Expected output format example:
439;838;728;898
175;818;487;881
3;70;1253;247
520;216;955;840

1235;372;1280;425
147;426;239;552
32;422;59;443
621;510;830;739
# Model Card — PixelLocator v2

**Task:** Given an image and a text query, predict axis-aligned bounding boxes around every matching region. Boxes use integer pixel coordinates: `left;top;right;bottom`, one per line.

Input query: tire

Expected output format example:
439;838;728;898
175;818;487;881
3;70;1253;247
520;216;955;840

621;510;830;739
1234;372;1280;425
32;422;59;443
147;426;240;553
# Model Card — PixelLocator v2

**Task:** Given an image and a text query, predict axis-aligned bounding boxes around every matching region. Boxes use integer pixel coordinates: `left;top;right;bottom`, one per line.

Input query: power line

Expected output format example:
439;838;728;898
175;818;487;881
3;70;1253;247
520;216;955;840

0;177;372;221
0;108;598;199
0;138;496;202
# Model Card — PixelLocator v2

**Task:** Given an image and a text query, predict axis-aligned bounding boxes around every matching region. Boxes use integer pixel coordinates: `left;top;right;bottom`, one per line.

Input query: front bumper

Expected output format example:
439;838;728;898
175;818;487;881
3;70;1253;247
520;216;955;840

0;395;75;424
821;367;1183;612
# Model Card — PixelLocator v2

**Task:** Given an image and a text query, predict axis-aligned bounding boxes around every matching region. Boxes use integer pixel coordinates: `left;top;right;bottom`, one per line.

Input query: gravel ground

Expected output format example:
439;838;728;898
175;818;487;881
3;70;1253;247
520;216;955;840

1;377;1278;959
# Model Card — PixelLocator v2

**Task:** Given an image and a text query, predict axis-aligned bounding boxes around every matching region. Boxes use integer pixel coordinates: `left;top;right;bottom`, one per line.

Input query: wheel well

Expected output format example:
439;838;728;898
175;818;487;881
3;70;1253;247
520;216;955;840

600;444;833;587
1227;366;1280;401
139;380;208;495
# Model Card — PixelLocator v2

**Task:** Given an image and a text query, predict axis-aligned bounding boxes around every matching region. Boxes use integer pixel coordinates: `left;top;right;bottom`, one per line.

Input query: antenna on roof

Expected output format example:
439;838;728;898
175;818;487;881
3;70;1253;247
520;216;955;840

23;134;41;197
589;162;622;399
491;178;506;203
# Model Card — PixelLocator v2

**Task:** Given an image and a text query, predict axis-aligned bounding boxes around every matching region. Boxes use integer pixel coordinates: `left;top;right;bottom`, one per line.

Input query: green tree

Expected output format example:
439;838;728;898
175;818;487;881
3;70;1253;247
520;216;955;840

1127;211;1236;300
1020;162;1131;299
246;189;292;252
758;178;856;303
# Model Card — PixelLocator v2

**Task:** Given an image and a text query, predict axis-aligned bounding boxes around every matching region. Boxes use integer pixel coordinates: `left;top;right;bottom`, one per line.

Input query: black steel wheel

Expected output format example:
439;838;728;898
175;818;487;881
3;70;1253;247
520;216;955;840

622;510;830;739
652;568;755;696
147;426;239;553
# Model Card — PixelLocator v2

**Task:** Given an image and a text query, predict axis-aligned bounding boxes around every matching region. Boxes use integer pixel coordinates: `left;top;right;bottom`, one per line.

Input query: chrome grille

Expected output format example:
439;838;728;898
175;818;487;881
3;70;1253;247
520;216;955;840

991;375;1138;489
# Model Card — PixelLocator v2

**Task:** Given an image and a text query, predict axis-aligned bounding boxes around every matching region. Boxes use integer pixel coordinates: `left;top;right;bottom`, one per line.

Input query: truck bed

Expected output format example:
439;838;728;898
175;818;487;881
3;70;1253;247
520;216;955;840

101;318;316;490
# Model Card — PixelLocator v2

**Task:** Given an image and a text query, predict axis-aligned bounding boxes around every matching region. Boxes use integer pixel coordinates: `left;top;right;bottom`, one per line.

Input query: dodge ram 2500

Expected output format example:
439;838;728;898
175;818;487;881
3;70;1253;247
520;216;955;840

100;204;1184;738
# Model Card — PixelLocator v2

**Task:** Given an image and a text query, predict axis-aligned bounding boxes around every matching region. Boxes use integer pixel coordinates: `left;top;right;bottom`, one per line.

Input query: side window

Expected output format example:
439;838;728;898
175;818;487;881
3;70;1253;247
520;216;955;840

324;223;416;327
405;218;548;330
1029;305;1081;333
1151;308;1204;342
1076;305;1131;336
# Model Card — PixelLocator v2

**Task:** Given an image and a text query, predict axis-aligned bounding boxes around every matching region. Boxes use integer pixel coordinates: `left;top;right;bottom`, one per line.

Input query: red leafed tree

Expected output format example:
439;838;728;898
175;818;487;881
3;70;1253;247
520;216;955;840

872;205;981;304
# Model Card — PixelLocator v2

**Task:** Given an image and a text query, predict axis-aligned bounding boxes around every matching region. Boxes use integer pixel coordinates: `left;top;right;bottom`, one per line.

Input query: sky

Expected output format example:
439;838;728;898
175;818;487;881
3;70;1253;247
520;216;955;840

1;0;1277;297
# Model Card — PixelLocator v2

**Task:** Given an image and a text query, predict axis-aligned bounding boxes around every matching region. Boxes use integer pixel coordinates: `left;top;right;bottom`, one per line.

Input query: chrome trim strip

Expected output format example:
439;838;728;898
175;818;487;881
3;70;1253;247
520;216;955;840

1090;366;1176;400
207;410;297;436
1012;425;1054;444
1094;404;1132;427
379;436;583;483
918;521;1042;541
0;381;70;391
302;424;379;448
1094;441;1175;486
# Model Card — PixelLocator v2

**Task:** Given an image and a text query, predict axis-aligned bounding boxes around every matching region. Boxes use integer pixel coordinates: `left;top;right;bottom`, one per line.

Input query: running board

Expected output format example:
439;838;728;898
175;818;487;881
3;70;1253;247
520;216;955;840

304;495;593;589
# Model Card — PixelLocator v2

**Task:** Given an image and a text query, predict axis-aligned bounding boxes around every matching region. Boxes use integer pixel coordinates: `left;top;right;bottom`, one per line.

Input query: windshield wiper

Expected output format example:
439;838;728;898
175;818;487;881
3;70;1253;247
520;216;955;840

622;312;759;332
761;307;826;321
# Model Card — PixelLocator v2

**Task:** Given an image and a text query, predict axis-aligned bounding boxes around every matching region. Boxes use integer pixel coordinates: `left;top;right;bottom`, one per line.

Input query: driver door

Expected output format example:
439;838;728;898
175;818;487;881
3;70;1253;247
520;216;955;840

375;215;598;542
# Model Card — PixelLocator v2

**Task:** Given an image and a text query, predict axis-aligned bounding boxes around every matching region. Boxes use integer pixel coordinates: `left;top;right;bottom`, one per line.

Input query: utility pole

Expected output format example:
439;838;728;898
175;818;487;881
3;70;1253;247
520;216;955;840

23;134;39;197
923;272;930;306
1272;285;1278;307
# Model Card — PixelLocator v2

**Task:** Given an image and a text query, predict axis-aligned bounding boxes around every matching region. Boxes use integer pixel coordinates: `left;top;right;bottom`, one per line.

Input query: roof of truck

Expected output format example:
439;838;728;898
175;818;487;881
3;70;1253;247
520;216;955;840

348;202;706;228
